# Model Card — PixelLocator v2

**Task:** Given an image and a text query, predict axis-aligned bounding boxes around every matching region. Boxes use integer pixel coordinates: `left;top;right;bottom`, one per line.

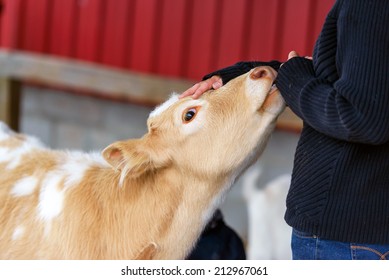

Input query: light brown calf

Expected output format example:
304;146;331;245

0;66;285;259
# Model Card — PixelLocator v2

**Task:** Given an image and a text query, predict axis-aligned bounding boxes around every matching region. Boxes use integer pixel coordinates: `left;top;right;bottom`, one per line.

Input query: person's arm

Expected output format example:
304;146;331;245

180;60;281;99
276;0;389;145
202;60;282;84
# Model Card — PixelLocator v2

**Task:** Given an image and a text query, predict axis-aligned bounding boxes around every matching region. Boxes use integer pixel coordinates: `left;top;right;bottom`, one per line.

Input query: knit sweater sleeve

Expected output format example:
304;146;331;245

202;60;282;84
276;0;389;145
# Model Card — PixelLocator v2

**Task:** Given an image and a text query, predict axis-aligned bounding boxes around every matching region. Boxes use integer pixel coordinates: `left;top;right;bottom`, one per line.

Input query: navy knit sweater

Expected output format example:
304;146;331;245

205;0;389;244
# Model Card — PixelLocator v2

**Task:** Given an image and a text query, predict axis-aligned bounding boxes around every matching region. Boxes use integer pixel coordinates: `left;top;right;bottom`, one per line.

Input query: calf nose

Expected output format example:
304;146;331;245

249;66;277;81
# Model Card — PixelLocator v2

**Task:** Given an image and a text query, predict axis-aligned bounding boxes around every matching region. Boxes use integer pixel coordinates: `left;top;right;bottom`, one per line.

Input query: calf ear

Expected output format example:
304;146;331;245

134;242;158;260
102;139;152;183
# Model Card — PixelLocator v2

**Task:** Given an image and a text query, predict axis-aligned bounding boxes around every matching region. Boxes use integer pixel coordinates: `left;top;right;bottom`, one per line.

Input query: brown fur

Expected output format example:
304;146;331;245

0;67;285;259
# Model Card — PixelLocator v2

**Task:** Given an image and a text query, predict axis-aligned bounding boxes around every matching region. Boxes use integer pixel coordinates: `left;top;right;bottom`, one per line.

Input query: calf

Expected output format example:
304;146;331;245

242;167;292;259
0;66;285;259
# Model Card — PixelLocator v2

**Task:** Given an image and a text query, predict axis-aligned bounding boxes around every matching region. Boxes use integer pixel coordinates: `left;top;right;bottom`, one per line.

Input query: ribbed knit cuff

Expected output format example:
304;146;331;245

202;60;282;85
276;57;315;115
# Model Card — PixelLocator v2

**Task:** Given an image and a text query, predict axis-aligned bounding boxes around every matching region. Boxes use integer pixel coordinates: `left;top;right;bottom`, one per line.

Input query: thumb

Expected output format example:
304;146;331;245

288;51;299;60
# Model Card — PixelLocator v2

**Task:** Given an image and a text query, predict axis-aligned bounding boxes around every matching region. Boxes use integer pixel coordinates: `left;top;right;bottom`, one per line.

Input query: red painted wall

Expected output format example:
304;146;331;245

0;0;335;80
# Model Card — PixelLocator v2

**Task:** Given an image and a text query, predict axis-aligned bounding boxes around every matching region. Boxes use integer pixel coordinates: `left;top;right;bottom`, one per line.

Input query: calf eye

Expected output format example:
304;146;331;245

182;108;198;123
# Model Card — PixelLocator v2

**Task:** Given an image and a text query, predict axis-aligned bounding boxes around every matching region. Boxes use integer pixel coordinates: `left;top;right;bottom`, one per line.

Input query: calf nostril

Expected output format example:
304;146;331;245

258;70;267;78
250;67;269;80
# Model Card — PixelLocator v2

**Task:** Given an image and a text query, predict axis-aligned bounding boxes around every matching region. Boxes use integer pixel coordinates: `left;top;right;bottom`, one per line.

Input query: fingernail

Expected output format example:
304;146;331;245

213;82;221;89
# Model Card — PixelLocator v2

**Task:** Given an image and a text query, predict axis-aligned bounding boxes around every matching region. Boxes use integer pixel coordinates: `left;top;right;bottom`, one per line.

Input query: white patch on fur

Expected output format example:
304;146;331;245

87;151;111;168
149;93;179;118
24;135;45;149
0;122;13;141
38;174;64;221
0;133;45;168
6;146;31;169
62;151;93;188
245;75;268;109
12;226;25;240
0;147;10;162
119;164;129;187
37;151;101;223
11;176;38;197
1;140;43;170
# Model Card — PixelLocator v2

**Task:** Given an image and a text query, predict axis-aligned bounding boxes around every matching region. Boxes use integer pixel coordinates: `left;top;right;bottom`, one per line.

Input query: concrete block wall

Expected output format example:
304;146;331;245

19;85;299;251
20;85;151;151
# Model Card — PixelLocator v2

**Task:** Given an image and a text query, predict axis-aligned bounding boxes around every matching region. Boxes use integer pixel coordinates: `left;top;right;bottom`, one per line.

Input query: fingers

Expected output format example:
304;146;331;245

179;83;201;99
280;51;299;68
192;82;211;99
288;51;299;60
281;51;311;69
179;76;222;99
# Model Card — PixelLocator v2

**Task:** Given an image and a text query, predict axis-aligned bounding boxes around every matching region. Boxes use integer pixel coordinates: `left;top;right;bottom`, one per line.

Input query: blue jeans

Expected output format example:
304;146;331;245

292;229;389;260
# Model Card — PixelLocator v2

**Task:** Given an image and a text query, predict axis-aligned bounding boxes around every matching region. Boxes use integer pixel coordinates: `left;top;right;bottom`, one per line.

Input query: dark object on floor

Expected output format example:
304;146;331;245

186;209;246;260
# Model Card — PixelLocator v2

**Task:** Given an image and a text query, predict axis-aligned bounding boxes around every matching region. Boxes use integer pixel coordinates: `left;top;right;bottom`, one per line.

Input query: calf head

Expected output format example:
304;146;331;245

103;66;285;182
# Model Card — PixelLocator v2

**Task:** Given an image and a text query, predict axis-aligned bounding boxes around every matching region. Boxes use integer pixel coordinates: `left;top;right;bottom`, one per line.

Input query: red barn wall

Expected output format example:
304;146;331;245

0;0;335;80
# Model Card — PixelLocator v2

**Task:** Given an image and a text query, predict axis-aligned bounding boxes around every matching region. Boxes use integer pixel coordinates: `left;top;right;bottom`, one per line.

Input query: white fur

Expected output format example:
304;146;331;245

242;168;292;260
37;152;97;223
38;174;64;222
62;151;96;188
0;147;10;163
87;151;111;168
23;135;45;149
149;93;179;118
0;133;44;169
246;78;268;109
3;141;41;170
6;148;29;170
12;226;25;241
11;176;38;197
0;122;13;141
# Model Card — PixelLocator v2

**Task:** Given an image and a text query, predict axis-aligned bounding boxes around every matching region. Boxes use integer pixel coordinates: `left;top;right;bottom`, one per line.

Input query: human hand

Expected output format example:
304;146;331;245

179;75;223;99
288;50;312;60
288;50;299;60
280;51;311;68
280;51;298;68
